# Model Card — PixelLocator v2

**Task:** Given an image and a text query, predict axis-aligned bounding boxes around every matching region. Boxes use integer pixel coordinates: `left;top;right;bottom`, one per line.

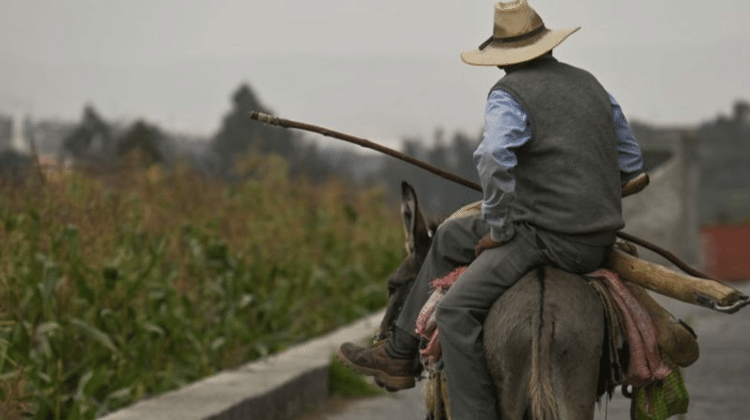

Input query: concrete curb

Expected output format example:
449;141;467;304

99;309;385;420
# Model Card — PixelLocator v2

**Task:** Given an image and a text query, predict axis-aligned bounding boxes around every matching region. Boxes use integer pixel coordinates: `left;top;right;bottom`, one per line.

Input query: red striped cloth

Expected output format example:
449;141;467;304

415;267;467;366
588;269;672;387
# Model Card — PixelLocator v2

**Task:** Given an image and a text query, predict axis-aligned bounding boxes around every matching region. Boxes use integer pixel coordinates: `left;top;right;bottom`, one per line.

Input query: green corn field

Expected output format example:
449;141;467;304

0;156;405;419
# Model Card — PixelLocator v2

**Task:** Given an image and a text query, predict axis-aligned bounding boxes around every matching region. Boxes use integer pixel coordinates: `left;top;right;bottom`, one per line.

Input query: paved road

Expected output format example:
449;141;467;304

312;281;750;420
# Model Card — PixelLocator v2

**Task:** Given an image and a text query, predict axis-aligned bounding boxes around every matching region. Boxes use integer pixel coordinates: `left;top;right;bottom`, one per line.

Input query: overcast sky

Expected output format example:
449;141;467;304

1;0;748;147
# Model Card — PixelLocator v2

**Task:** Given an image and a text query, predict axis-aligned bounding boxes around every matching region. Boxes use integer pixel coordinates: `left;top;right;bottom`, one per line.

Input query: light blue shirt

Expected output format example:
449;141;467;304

473;89;644;240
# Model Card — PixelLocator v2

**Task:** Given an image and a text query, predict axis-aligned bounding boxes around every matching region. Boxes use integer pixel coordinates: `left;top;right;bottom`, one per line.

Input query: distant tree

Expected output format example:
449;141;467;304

209;83;355;183
287;142;335;183
211;84;300;175
428;129;449;172
733;101;750;125
61;105;114;161
697;99;750;224
117;120;166;166
402;137;427;160
373;130;481;216
449;131;480;181
448;131;483;207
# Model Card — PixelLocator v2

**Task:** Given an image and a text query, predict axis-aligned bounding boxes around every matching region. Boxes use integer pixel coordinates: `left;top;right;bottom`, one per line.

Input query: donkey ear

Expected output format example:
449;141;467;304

400;181;430;256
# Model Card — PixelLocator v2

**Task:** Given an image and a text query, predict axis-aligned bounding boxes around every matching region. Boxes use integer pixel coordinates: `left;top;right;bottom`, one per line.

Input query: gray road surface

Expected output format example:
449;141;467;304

315;281;750;420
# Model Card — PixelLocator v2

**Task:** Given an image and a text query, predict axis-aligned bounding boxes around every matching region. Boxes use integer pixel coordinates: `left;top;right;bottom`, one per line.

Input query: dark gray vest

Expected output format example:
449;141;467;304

492;56;623;244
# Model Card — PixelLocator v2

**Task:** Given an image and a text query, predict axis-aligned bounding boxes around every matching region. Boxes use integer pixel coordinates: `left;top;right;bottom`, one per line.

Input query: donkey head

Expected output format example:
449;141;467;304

375;181;436;341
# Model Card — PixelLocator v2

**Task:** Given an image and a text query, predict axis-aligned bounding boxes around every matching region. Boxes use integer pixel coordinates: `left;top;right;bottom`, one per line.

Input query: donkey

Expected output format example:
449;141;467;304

376;182;606;420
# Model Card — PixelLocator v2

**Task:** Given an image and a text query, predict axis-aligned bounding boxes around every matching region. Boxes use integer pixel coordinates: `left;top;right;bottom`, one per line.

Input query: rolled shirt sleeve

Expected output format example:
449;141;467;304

473;89;531;243
608;93;644;184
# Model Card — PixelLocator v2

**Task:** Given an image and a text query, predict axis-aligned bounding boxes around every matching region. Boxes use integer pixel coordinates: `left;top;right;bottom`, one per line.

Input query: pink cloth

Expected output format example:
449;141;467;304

588;269;671;387
415;266;467;366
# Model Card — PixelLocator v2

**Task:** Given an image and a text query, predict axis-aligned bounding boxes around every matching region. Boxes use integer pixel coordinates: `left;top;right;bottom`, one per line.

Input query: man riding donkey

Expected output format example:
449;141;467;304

337;1;646;418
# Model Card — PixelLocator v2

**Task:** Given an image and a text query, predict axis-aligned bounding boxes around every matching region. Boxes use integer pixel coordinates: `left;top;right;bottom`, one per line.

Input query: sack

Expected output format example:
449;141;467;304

631;364;689;420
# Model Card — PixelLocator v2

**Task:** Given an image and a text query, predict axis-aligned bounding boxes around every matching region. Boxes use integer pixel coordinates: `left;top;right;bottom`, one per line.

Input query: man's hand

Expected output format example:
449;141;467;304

475;232;502;256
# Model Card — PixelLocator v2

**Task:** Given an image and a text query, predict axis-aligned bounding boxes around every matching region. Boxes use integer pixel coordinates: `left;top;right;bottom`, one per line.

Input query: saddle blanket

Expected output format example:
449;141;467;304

414;266;467;366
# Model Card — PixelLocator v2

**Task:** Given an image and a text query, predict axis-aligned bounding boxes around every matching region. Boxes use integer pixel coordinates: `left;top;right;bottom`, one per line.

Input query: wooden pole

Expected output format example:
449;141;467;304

249;111;481;191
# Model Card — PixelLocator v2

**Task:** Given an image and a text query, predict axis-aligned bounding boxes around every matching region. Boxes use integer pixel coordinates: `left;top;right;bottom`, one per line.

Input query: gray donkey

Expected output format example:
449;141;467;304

376;182;606;420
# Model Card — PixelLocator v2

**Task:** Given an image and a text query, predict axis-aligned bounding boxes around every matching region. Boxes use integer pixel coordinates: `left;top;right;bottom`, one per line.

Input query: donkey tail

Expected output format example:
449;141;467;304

528;267;561;420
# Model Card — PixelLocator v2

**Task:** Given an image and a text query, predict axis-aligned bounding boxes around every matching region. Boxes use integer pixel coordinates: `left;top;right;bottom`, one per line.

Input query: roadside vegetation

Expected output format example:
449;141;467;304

0;155;404;419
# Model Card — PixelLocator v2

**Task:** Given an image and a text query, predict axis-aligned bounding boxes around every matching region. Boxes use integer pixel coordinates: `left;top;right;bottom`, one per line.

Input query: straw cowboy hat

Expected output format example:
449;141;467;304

461;0;580;66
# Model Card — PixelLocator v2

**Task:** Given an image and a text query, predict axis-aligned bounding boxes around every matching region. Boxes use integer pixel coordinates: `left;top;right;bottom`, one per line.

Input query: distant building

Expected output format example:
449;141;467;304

623;128;701;268
0;113;32;153
0;114;32;181
702;223;750;281
11;114;31;153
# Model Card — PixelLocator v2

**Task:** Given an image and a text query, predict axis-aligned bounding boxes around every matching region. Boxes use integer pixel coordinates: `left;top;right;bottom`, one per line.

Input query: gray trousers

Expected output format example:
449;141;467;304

393;214;608;420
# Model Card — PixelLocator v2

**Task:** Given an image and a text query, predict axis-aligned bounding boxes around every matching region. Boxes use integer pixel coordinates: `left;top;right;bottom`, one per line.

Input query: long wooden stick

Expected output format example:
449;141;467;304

248;111;711;279
615;231;711;279
249;111;481;191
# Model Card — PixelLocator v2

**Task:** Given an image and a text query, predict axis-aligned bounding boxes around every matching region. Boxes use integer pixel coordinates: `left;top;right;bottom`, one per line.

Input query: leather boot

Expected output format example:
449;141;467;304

337;342;418;391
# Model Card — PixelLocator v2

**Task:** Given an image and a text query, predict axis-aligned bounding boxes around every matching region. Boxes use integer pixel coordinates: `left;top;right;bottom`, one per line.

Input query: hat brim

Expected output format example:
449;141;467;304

461;27;580;66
